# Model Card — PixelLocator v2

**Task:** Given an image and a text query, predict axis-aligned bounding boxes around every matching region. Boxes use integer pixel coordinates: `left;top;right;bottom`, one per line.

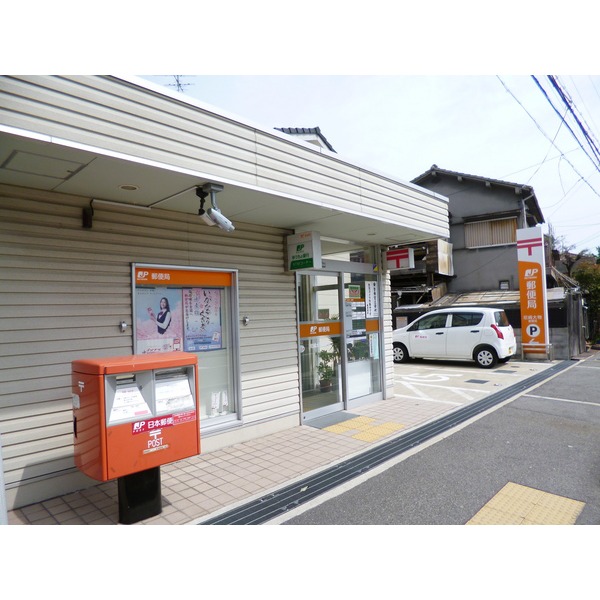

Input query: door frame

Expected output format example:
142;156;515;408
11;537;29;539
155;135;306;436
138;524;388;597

297;259;385;422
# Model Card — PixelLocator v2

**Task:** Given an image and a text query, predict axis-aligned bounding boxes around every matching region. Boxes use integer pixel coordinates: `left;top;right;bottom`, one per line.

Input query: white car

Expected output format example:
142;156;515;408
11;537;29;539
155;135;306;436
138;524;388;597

393;307;516;368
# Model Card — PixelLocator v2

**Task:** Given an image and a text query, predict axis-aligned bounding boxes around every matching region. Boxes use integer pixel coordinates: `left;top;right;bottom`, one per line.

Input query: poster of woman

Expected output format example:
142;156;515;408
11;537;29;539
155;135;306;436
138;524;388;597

135;287;184;354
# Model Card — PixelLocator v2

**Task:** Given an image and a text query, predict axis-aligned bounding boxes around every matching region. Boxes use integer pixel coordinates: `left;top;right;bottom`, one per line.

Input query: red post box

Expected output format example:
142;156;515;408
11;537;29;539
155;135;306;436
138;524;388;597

72;352;201;481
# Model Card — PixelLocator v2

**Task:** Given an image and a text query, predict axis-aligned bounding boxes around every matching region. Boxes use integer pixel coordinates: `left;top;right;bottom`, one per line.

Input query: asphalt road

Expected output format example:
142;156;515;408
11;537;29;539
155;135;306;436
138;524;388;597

281;353;600;525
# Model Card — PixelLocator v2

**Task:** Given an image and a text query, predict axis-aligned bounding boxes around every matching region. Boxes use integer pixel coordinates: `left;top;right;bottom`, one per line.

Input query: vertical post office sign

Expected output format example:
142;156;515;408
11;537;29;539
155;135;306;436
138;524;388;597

517;227;549;353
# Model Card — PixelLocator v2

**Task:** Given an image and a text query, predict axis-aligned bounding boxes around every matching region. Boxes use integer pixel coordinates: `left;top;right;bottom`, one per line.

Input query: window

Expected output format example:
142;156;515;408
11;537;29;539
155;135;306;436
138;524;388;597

464;217;517;248
493;311;510;327
409;313;448;331
133;265;239;424
450;312;483;327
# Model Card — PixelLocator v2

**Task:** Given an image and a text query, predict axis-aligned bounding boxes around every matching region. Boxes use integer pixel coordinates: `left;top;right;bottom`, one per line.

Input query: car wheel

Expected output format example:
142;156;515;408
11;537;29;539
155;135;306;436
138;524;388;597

393;342;410;363
474;346;498;368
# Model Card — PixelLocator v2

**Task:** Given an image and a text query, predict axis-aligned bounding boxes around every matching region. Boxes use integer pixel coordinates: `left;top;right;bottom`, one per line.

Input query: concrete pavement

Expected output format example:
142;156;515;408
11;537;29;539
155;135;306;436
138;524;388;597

6;351;597;525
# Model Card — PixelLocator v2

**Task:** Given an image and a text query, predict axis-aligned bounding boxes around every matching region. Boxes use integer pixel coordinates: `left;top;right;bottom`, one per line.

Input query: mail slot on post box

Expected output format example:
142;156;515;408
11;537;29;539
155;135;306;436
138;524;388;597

72;352;200;523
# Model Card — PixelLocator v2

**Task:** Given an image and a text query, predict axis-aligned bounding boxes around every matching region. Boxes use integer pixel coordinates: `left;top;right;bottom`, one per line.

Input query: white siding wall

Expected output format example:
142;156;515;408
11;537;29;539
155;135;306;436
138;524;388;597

0;184;299;508
0;76;449;239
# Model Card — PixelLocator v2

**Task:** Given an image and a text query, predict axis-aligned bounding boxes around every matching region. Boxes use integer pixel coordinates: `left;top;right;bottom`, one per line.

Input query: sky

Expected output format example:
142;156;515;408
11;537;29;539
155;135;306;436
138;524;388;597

4;2;599;577
6;2;600;255
142;74;600;255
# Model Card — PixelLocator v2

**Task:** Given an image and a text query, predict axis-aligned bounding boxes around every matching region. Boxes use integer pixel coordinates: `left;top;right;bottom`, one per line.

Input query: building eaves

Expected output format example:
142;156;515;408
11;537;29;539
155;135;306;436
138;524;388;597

411;164;531;191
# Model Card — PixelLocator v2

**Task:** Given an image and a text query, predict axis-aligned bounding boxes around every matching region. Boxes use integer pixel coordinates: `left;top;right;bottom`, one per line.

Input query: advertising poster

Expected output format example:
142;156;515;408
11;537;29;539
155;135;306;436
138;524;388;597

135;287;184;354
183;288;222;351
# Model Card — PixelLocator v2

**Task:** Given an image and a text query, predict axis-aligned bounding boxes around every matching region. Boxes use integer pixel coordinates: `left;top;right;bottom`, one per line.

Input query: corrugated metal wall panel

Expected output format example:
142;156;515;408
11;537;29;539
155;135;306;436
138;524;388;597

0;75;449;239
0;77;261;187
0;184;299;505
357;170;449;223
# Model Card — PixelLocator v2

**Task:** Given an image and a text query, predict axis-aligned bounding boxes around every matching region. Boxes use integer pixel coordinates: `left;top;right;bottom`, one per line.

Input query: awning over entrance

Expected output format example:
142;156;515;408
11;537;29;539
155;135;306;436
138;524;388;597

0;75;449;254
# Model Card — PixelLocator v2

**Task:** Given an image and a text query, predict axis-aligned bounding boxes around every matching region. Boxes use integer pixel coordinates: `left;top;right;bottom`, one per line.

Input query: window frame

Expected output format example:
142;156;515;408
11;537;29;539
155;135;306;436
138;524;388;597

464;216;518;249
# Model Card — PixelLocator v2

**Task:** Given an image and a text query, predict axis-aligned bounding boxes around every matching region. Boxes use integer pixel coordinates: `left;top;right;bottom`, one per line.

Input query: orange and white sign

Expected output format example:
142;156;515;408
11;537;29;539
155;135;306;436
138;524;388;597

135;267;232;287
299;321;343;339
517;227;549;353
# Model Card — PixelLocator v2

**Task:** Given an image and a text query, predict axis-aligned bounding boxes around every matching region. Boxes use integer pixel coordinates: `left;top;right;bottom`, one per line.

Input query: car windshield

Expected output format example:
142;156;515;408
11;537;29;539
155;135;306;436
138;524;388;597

494;311;510;326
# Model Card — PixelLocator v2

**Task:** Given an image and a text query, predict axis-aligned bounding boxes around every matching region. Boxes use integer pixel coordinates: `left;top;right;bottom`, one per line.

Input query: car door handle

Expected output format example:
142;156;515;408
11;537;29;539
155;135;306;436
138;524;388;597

470;330;480;333
435;332;444;335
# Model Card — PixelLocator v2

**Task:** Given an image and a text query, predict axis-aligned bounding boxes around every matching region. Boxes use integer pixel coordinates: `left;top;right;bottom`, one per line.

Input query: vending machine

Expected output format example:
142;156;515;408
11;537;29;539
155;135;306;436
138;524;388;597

72;352;200;523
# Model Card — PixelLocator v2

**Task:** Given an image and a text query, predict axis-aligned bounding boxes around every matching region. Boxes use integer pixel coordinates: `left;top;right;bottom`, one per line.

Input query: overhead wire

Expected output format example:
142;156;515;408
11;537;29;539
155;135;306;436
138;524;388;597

497;76;600;200
497;76;600;197
565;76;600;149
531;76;600;172
498;76;600;253
547;75;600;166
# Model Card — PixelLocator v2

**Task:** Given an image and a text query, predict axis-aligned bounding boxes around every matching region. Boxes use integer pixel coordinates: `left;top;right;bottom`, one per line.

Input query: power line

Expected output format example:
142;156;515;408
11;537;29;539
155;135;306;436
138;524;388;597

565;76;600;150
547;76;600;166
497;76;600;200
531;76;600;172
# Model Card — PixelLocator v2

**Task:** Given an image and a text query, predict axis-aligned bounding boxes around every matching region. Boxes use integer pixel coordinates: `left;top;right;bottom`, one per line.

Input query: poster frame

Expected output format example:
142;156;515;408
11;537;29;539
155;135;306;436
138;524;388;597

132;263;242;424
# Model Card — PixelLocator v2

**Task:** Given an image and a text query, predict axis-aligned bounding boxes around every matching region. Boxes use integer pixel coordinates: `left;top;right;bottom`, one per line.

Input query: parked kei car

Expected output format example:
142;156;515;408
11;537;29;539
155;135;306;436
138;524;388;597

392;307;516;368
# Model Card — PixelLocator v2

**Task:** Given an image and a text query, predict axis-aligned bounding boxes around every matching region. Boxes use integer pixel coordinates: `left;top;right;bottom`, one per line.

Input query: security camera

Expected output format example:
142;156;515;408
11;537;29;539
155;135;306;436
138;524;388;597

207;207;235;232
196;182;234;232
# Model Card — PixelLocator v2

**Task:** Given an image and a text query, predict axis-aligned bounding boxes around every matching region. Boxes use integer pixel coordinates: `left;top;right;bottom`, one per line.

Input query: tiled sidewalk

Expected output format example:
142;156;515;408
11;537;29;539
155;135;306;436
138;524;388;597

6;358;562;525
7;424;372;525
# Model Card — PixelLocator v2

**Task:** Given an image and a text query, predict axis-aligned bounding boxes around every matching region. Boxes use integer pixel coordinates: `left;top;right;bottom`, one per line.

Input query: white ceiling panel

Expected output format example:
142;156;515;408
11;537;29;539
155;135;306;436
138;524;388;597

0;130;439;248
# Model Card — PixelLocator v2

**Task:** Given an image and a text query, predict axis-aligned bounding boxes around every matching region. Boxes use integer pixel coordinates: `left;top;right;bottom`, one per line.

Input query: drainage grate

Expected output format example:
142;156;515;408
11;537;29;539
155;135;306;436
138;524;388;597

465;379;488;384
199;360;574;525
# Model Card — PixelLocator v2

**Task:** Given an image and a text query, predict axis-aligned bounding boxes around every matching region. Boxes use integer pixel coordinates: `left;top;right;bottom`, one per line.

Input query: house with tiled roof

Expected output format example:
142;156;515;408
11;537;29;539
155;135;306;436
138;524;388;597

411;164;544;293
391;165;586;359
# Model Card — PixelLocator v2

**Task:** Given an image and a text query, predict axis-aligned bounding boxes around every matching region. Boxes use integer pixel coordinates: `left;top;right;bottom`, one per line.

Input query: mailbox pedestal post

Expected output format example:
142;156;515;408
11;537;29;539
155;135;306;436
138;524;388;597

118;466;162;524
72;352;200;524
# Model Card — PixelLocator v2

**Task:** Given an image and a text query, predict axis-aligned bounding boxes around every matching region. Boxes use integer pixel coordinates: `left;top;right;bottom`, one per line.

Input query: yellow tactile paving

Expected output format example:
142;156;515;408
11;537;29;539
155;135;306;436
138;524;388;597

467;482;585;525
324;417;405;442
324;416;376;434
352;423;405;442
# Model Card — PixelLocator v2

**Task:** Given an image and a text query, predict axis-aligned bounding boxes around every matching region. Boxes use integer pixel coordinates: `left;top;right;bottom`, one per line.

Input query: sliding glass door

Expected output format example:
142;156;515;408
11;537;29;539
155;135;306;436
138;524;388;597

297;267;383;421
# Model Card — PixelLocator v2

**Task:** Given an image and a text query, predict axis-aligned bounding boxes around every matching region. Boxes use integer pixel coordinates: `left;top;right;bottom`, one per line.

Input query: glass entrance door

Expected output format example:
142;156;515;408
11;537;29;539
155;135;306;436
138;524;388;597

298;273;343;418
298;269;383;420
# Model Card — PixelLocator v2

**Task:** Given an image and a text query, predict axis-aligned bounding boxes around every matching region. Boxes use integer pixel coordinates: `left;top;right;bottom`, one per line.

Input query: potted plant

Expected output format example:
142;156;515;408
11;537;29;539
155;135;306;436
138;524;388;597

317;349;336;392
